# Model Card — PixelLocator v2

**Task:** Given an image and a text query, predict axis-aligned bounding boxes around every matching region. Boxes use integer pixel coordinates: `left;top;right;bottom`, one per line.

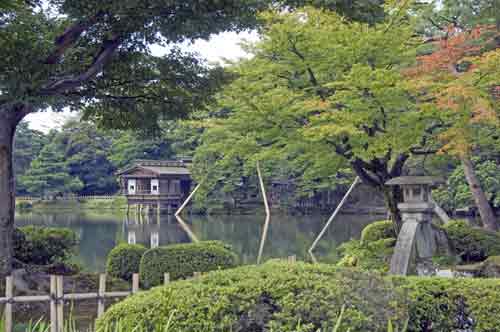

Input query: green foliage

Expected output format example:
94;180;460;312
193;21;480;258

433;158;500;211
20;141;84;197
338;221;396;271
337;238;395;272
16;119;183;196
361;220;396;244
193;6;426;212
100;262;406;332
109;131;173;170
443;220;500;263
100;261;500;332
399;276;500;332
13;226;78;265
59;121;119;195
13;121;48;195
435;0;500;30
106;244;147;281
139;241;237;288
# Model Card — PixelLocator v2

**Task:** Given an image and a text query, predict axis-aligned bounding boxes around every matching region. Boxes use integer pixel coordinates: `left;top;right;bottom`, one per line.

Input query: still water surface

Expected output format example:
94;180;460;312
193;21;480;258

15;211;383;272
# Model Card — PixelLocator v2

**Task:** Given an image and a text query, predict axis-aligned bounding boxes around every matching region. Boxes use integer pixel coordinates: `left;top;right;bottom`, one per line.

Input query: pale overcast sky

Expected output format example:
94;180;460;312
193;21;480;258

26;30;259;133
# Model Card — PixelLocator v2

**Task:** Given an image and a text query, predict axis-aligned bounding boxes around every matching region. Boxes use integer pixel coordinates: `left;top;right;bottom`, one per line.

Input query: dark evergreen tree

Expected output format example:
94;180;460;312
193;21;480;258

20;140;83;197
13;122;48;194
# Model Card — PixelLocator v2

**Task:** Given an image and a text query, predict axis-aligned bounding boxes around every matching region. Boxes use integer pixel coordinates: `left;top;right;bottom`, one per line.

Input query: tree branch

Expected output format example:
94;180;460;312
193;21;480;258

351;158;381;187
389;153;409;178
40;36;122;95
45;13;103;65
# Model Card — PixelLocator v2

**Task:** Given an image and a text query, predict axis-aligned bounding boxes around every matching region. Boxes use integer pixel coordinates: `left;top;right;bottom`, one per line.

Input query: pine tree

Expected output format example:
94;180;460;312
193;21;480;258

20;142;83;198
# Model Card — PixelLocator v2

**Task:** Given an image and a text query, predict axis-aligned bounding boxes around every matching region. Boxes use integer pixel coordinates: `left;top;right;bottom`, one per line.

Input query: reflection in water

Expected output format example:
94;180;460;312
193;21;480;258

15;210;383;272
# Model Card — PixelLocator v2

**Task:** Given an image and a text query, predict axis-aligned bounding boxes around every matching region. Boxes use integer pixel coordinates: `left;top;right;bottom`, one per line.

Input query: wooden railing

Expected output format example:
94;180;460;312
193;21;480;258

1;256;298;332
1;272;170;332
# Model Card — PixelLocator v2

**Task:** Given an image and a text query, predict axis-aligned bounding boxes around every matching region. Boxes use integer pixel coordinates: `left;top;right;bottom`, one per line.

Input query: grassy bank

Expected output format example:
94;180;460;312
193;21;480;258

16;196;127;213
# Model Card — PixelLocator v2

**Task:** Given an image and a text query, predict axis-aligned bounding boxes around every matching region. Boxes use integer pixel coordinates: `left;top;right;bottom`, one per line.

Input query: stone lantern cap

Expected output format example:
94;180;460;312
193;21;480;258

385;176;445;187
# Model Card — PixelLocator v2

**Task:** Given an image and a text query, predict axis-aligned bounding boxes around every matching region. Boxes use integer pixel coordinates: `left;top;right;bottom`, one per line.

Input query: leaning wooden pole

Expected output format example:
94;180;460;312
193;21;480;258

175;183;202;217
174;182;202;243
308;176;360;263
256;161;271;265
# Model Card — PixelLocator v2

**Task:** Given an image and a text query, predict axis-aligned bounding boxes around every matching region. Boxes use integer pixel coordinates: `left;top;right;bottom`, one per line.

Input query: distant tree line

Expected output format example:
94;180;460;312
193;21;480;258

13;120;178;197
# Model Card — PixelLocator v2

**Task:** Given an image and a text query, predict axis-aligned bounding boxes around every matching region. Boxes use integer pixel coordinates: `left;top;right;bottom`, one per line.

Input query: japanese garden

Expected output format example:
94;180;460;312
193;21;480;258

1;0;500;331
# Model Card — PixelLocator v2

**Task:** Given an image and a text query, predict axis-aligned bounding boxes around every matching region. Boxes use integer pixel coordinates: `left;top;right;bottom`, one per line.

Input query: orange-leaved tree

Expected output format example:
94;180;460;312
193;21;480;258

407;25;500;230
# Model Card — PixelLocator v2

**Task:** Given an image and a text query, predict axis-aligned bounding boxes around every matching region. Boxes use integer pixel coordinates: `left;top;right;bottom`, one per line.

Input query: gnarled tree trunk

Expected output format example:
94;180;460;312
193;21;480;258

351;153;408;235
0;107;27;276
381;185;404;234
461;156;498;231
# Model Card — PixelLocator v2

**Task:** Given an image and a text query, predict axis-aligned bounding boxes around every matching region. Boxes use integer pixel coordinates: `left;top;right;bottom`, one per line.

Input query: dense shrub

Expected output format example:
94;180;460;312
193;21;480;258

398;277;500;332
139;241;237;288
443;220;500;263
100;262;406;332
99;262;500;332
338;221;396;271
14;226;78;265
337;238;395;272
360;220;396;244
107;244;147;281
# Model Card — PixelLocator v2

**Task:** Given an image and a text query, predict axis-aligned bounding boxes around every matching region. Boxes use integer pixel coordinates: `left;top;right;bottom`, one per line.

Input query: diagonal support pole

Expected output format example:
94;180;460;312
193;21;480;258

174;182;202;243
308;176;360;263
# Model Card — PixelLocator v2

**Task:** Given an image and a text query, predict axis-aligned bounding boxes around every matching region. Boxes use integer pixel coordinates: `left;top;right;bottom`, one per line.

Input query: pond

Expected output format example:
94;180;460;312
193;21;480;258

15;210;384;272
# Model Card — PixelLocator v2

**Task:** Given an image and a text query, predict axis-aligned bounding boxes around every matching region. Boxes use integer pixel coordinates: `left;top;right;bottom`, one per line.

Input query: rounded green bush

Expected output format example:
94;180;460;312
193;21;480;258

100;262;405;332
139;240;237;288
443;220;500;262
107;243;147;281
360;220;396;244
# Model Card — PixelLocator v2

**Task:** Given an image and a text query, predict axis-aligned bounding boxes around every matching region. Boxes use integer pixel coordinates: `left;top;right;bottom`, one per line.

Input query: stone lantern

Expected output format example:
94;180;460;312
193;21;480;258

385;176;450;275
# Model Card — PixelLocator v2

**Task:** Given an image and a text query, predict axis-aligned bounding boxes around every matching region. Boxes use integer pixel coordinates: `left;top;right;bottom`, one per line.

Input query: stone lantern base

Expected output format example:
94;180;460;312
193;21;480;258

390;203;452;275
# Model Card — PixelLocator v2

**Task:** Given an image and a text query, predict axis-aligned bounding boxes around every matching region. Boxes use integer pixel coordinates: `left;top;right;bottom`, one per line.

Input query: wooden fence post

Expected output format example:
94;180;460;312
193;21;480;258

288;255;296;263
132;274;139;294
164;273;170;286
97;274;106;318
4;276;13;332
50;276;57;332
56;276;64;332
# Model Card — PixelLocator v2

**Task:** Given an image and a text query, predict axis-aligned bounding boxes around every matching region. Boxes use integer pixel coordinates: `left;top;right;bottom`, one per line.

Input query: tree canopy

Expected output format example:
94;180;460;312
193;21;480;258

194;6;429;230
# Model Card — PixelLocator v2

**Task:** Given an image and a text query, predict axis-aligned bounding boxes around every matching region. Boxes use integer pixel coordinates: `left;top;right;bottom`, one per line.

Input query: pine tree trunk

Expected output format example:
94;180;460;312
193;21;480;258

0;111;18;276
461;156;498;231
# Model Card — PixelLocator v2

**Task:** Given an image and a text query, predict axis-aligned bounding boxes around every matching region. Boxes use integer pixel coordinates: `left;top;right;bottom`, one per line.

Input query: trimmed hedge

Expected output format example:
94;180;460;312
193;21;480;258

99;262;500;332
107;244;147;281
360;220;396;244
14;226;78;265
100;262;405;332
139;241;237;288
443;220;500;263
398;277;500;332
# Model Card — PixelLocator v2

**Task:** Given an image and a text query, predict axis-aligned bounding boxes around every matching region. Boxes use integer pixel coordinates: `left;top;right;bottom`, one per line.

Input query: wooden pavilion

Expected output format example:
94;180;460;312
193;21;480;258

117;159;192;214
